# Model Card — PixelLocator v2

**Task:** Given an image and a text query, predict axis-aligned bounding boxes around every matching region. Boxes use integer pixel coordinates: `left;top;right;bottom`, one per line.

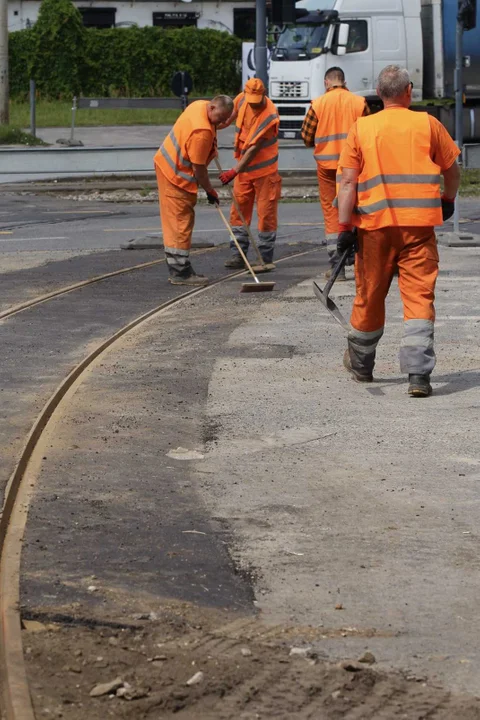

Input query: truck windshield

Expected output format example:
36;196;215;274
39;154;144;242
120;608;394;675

273;24;329;61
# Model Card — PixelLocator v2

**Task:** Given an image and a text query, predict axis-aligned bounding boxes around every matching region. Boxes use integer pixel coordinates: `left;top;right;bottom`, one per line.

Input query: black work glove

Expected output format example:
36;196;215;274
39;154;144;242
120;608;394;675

337;229;357;255
206;188;219;205
441;195;455;222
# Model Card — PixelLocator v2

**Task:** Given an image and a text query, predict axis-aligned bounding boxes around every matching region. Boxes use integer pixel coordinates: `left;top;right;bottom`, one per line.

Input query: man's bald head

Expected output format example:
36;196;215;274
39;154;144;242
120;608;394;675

208;95;234;125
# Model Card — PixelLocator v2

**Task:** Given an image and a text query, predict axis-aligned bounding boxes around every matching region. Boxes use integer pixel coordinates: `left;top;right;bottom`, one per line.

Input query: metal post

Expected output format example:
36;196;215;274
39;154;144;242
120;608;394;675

29;79;36;138
453;18;463;234
70;96;77;143
0;0;9;125
255;0;268;91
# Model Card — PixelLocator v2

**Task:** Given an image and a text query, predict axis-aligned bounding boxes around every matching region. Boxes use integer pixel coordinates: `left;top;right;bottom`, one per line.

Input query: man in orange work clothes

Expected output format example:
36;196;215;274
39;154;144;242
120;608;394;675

218;78;281;268
301;67;368;279
154;95;233;286
336;65;460;397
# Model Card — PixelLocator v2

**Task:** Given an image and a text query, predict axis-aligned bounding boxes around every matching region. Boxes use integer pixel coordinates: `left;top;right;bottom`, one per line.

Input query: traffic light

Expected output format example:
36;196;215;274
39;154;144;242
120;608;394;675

270;0;296;25
458;0;476;30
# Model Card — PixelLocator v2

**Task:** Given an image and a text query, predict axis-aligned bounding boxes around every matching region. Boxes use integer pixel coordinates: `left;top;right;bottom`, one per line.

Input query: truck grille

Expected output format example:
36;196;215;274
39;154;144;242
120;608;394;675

279;120;303;130
271;81;308;99
277;106;306;116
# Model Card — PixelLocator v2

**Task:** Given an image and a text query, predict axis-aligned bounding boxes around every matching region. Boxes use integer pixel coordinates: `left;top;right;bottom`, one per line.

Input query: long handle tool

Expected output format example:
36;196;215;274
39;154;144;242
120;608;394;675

312;249;350;331
214;157;275;273
216;205;275;293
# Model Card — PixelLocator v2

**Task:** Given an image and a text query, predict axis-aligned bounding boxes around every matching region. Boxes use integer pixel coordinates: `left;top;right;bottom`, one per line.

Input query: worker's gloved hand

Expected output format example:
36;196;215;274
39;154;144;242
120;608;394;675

219;168;237;185
206;189;219;205
441;194;455;222
337;224;357;255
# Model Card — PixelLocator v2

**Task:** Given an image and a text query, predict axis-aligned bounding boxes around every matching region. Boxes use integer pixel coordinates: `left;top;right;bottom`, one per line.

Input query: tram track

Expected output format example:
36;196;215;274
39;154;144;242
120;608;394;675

0;246;319;720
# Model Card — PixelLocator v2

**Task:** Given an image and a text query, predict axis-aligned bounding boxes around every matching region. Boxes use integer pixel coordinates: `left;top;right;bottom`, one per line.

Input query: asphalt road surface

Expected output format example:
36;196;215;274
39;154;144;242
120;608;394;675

2;191;480;718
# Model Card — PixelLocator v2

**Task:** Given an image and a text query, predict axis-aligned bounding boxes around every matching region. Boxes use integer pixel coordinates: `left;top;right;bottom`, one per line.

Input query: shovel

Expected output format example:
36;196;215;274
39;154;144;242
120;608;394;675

214;157;275;273
216;205;275;293
313;248;350;331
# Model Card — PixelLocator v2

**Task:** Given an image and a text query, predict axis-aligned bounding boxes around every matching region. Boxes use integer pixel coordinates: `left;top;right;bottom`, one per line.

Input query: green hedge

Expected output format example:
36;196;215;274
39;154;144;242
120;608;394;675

9;23;242;100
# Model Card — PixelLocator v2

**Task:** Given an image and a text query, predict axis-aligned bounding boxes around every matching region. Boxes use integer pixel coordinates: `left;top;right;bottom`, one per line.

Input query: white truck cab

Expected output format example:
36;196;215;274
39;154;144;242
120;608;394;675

269;0;423;138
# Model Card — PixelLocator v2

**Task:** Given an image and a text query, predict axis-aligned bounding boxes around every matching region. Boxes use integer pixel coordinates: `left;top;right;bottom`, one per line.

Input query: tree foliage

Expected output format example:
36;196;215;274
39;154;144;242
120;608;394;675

28;0;87;97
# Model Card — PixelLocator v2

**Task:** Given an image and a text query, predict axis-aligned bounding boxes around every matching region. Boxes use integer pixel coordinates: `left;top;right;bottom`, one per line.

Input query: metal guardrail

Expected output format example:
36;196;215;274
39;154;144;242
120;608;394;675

0;144;315;178
64;96;207;145
463;143;480;169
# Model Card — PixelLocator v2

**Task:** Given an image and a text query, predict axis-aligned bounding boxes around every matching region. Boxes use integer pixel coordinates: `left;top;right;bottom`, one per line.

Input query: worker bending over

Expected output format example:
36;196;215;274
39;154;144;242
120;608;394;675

336;65;460;397
302;66;368;279
154;95;233;286
219;78;281;268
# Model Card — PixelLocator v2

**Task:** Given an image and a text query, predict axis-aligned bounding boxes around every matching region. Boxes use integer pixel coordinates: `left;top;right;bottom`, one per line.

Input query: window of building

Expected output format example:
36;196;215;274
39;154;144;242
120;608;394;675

153;12;198;28
79;7;116;28
233;8;256;39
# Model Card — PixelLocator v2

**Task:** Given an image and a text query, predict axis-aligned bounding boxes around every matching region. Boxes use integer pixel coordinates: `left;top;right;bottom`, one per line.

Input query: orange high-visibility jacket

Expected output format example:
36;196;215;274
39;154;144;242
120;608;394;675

234;93;279;178
154;101;215;193
341;110;443;230
312;88;365;169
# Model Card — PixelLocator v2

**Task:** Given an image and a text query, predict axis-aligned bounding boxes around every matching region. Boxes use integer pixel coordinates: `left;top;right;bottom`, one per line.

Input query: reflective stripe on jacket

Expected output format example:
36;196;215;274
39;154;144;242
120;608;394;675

233;93;279;179
340;109;443;230
154;100;215;193
312;87;365;169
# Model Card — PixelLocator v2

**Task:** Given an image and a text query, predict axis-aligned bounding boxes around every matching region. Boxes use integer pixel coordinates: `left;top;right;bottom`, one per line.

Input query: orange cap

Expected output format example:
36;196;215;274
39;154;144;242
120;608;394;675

244;77;266;103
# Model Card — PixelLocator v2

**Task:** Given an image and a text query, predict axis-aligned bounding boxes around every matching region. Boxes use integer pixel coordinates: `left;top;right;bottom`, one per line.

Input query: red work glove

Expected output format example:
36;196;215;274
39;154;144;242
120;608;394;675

206;188;219;205
219;168;237;185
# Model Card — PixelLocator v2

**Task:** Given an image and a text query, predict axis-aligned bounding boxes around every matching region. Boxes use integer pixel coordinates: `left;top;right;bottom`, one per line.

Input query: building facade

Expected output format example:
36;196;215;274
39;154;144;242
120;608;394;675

9;0;256;36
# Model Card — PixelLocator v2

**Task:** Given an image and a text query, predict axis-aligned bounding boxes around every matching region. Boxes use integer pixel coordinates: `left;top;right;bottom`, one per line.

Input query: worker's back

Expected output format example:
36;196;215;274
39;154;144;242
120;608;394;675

155;101;214;192
349;108;442;230
312;88;365;168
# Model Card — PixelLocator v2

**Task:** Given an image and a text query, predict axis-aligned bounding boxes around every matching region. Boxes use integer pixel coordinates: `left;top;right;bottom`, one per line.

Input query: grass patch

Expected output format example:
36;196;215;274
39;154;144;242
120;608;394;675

0;126;48;145
10;100;181;128
460;168;480;196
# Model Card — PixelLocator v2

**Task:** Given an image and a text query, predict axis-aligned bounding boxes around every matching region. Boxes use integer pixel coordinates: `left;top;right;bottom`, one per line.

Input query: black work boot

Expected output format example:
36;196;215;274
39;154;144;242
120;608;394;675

343;349;373;383
224;255;245;269
168;272;209;287
408;374;432;397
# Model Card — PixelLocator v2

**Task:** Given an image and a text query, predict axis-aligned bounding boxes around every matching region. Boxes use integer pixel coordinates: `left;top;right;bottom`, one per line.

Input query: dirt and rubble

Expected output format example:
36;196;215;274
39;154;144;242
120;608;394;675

23;599;480;719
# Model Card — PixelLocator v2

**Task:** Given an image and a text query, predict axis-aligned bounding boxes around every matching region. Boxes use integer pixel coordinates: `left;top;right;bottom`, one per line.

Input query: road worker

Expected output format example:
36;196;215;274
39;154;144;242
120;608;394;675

154;95;234;286
301;67;368;279
336;65;460;397
218;78;281;268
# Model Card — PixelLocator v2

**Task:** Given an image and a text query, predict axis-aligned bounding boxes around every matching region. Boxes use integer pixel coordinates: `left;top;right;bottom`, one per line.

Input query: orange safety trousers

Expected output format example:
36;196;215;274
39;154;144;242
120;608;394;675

351;226;438;332
229;173;282;231
156;165;196;252
316;165;339;238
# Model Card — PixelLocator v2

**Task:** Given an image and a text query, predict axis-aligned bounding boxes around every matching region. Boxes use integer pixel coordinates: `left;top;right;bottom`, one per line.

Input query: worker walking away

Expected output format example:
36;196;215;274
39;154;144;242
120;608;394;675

302;67;368;279
218;78;281;268
154;95;234;286
336;65;460;397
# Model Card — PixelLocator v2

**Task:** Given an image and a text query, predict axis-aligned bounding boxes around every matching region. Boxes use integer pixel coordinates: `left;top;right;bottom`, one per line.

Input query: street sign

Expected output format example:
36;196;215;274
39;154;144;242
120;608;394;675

171;71;193;98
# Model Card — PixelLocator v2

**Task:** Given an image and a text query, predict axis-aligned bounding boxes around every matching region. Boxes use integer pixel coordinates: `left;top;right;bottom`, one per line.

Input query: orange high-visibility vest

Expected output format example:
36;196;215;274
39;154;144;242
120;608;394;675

341;109;443;230
234;93;279;178
154;101;215;193
312;87;365;169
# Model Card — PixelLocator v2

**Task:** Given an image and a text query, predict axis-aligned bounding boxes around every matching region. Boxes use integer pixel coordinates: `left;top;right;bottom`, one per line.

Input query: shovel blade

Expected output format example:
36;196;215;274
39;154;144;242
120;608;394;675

313;280;350;331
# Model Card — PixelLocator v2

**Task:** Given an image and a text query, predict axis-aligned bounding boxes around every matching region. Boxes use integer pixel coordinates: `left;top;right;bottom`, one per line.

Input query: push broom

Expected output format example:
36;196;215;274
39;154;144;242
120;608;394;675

214;157;275;273
215;204;275;293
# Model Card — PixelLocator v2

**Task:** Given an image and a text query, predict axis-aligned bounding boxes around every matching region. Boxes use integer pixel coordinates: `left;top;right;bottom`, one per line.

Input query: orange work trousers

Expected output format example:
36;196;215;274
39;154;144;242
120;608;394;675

316;164;339;238
351;226;439;333
155;164;196;252
229;172;282;231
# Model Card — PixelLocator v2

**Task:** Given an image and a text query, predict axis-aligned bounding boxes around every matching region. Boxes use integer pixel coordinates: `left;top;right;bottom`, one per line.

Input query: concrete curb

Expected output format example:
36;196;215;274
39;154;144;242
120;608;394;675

437;231;480;247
